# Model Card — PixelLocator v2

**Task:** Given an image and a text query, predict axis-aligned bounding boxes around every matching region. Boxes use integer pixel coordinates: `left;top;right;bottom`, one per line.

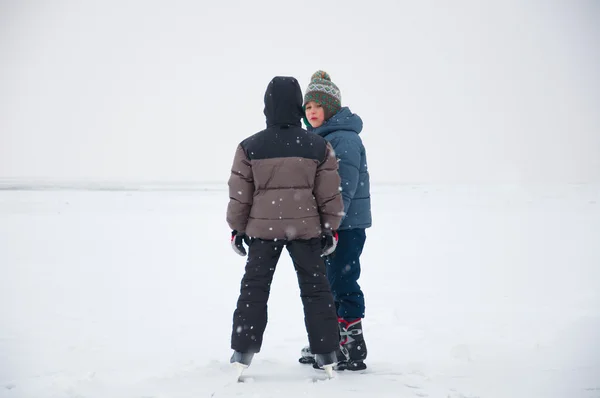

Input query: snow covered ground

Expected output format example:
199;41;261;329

1;183;599;398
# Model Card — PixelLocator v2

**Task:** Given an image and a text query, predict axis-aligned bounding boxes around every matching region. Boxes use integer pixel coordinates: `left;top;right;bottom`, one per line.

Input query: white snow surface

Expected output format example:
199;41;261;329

1;184;599;398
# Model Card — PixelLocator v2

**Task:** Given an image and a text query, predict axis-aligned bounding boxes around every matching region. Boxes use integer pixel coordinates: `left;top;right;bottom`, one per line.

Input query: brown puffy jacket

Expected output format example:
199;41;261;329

226;77;343;240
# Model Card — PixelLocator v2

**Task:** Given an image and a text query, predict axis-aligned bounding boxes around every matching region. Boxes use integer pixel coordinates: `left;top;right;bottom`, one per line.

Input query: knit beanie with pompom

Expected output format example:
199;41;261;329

303;70;342;121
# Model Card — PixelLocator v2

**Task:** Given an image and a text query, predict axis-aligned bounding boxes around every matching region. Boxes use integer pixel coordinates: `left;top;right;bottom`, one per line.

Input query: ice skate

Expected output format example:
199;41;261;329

299;345;316;364
311;351;337;378
230;351;253;380
336;318;368;371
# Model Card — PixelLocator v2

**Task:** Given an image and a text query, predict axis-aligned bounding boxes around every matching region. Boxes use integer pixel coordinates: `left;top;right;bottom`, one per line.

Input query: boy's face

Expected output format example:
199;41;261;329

305;101;325;128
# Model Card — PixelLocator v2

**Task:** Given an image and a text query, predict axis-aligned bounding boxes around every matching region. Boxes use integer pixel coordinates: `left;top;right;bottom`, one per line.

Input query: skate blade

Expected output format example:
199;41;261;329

231;362;248;381
323;364;335;379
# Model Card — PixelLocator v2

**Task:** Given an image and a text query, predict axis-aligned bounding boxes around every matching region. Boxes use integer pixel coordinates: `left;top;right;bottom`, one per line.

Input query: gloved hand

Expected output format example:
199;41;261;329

321;230;338;257
231;230;250;256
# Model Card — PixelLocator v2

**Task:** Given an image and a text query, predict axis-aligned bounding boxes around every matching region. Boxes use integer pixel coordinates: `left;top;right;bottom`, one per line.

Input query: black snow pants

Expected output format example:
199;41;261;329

231;238;339;355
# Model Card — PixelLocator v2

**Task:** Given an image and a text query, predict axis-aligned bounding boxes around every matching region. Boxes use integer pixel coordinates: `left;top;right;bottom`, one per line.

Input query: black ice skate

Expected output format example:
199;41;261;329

336;318;367;371
299;345;315;364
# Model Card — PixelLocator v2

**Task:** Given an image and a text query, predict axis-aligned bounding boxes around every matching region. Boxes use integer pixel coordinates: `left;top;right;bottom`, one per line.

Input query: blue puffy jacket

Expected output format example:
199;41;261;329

307;107;372;230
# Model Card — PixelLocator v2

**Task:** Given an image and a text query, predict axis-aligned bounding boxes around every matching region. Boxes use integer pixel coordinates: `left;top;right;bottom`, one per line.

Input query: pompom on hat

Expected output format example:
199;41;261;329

303;70;342;121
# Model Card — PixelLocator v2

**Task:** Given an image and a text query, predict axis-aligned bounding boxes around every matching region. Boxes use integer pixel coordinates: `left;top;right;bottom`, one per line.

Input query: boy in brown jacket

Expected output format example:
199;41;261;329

226;76;344;376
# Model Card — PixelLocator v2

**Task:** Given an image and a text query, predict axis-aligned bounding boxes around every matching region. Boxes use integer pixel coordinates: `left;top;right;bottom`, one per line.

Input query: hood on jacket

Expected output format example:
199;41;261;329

263;77;304;127
306;107;363;137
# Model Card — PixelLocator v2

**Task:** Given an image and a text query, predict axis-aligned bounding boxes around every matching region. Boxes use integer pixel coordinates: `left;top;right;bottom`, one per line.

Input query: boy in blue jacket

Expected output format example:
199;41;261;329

300;70;372;371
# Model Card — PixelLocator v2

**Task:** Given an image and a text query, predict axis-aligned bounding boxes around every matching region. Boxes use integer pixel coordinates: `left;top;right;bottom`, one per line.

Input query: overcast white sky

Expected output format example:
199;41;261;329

1;1;599;184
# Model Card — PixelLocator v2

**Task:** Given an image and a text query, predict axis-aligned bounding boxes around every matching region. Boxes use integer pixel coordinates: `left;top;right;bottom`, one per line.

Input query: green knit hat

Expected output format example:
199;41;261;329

303;70;342;121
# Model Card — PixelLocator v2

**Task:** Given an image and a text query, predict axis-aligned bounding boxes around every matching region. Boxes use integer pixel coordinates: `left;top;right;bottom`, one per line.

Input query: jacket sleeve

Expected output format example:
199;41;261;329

314;143;344;231
332;137;361;218
226;144;254;232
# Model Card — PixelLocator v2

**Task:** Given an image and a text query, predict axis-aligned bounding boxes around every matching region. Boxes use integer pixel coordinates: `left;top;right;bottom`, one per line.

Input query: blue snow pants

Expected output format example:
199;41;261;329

325;228;366;320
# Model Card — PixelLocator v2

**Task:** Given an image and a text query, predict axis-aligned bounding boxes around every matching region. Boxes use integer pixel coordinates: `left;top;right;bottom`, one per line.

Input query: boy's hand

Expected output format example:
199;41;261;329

231;230;250;256
321;230;339;257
